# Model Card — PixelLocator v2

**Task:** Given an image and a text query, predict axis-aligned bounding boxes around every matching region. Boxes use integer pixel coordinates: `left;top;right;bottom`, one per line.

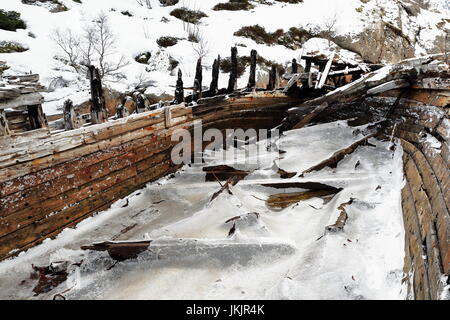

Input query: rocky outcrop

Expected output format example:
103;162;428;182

330;21;415;63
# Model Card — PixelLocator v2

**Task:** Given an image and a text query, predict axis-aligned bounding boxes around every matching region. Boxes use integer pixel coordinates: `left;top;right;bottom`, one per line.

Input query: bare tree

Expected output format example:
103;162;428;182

323;13;338;48
92;13;129;78
79;25;96;67
50;28;81;72
190;25;209;59
135;0;151;9
51;12;129;80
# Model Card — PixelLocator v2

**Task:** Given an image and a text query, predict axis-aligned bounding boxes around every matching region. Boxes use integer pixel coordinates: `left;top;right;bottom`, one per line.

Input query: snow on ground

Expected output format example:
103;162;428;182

0;120;406;300
1;0;448;115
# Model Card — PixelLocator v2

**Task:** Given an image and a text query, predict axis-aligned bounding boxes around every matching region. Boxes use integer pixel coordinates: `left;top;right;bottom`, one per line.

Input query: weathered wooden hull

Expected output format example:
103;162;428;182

0;92;298;261
315;76;450;300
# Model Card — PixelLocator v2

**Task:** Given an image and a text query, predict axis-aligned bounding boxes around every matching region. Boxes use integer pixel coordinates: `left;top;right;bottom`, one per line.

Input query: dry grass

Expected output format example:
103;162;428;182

170;8;208;24
234;25;311;50
213;0;254;11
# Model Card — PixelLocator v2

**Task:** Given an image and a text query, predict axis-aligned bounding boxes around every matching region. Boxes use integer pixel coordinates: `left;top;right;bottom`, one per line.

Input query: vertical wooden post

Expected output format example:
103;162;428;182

303;57;312;89
63;99;80;130
267;65;277;90
116;102;129;119
164;106;172;128
209;55;220;96
227;46;238;93
27;104;48;130
292;58;298;74
247;49;257;90
0;110;11;136
275;67;280;89
193;58;202;101
175;69;184;104
88;65;107;124
135;93;146;113
291;58;298;91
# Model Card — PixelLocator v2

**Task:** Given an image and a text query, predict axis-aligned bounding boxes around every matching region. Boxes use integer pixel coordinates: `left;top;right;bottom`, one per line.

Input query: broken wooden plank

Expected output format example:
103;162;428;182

277;167;297;179
261;181;338;190
293;102;329;129
5;74;40;83
283;73;301;93
210;175;245;203
0;92;43;109
267;187;342;209
225;212;260;225
328;66;363;76
203;165;250;181
301;131;379;175
325;198;354;232
367;79;410;95
316;52;335;89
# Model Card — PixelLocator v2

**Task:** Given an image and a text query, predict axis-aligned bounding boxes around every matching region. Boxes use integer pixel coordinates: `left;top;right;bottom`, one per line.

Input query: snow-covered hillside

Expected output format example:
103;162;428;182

0;0;449;115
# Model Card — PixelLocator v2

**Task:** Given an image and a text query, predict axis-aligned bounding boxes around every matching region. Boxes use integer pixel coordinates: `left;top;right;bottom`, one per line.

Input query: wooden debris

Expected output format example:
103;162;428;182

0;92;43;109
316;52;335;89
367;79;410;95
210;175;245;203
283;73;301;93
81;241;152;261
325;198;354;232
266;187;342;209
30;260;82;296
293;102;329;129
277;167;297;179
261;181;339;190
228;223;236;237
286;57;438;126
300;131;379;175
225;212;260;224
203;165;250;181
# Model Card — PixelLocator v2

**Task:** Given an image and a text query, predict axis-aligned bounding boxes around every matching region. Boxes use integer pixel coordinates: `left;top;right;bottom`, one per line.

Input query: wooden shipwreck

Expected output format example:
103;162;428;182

0;50;449;300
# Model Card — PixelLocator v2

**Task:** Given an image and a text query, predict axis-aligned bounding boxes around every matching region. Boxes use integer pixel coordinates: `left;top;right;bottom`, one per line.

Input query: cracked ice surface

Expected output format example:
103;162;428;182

0;121;406;300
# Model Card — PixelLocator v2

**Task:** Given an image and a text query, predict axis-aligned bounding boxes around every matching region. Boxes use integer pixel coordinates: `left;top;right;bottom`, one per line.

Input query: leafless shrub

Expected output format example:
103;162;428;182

51;13;129;79
50;28;81;72
189;24;209;59
323;12;337;48
92;13;129;78
135;0;152;9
